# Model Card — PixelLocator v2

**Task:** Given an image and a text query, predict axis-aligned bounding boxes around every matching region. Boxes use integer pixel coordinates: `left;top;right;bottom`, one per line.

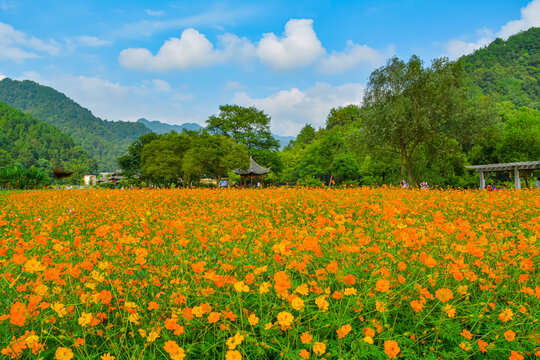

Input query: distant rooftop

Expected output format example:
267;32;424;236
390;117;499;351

234;157;270;176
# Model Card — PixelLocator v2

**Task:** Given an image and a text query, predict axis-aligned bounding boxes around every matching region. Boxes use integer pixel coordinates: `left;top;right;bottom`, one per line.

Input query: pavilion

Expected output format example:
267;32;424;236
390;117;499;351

234;157;270;187
465;161;540;189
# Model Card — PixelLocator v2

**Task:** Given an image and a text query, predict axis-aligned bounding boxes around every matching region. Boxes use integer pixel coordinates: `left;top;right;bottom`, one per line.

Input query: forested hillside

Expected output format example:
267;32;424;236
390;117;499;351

0;101;96;178
460;27;539;109
0;78;151;171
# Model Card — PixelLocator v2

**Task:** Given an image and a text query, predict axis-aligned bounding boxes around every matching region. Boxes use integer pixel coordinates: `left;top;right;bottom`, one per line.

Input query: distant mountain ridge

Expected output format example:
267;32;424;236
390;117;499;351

138;117;295;149
137;118;203;134
0;78;152;171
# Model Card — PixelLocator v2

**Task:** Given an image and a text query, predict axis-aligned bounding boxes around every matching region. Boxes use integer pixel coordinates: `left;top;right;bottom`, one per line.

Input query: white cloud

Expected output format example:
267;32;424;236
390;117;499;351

256;19;325;70
319;41;395;74
114;7;256;39
119;28;255;71
446;28;494;59
76;36;110;47
0;21;60;62
445;0;540;58
21;71;197;124
232;82;364;136
145;9;165;17
0;72;5;80
498;0;540;39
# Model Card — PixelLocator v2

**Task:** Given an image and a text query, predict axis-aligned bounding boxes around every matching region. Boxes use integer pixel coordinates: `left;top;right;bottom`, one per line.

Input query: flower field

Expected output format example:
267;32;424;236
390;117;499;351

0;188;539;360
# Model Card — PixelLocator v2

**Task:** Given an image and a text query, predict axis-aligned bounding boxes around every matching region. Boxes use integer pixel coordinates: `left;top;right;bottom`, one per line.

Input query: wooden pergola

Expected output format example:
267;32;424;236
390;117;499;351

466;161;540;189
234;157;270;188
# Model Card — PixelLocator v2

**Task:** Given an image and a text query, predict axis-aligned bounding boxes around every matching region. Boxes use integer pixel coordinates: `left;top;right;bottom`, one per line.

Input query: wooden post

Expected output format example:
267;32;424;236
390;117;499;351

514;167;521;189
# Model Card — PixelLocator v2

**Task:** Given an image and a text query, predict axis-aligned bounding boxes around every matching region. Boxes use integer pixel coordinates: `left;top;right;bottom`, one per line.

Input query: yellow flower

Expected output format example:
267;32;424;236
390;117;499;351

344;287;357;296
234;281;249;292
363;336;374;344
101;353;115;360
315;296;329;312
52;303;67;318
259;282;271;294
147;330;160;342
192;306;204;318
24;259;45;273
225;350;242;360
55;347;74;360
276;311;294;330
295;283;309;296
226;332;245;350
248;313;259;326
291;297;305;310
78;312;93;327
313;342;326;356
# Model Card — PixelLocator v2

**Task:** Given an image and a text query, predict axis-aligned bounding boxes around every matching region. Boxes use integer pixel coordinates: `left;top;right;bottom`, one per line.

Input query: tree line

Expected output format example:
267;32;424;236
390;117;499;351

119;52;540;188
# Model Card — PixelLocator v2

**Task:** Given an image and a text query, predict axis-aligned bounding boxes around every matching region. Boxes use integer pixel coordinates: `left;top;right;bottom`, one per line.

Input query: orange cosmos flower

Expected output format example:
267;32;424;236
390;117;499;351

101;354;115;360
274;271;291;295
301;331;313;344
384;340;400;359
336;324;352;339
163;340;186;360
208;312;221;323
477;339;488;353
435;288;453;303
375;278;390;292
315;296;329;312
509;351;524;360
78;312;93;326
499;308;514;322
10;302;27;327
504;330;516;341
299;349;310;359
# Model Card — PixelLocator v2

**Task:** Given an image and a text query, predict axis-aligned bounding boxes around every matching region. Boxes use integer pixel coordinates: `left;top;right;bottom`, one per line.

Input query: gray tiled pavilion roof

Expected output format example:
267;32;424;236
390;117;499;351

466;161;540;172
234;157;270;176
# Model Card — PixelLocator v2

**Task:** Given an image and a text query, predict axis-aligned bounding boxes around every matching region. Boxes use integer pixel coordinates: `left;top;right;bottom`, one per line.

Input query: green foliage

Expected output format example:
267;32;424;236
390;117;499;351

362;55;470;183
206;104;280;153
460;27;539;109
0;78;152;171
326;105;361;129
0;166;51;189
0;101;96;183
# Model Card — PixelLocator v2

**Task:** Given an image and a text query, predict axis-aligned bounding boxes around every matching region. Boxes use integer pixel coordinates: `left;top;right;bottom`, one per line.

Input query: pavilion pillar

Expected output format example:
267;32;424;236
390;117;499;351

514;167;521;189
479;171;485;189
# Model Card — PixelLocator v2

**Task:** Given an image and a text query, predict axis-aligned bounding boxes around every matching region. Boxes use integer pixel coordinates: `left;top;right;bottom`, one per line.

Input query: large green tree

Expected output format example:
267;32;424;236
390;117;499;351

362;55;469;183
183;131;249;185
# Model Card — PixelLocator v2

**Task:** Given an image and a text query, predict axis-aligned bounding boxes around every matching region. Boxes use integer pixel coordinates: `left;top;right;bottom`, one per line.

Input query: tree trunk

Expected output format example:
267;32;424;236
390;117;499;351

328;173;333;187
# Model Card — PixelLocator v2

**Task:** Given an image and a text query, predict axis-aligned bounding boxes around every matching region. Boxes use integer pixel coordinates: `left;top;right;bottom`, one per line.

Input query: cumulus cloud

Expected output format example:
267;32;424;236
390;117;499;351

232;82;364;136
256;19;325;70
0;21;60;62
445;0;540;58
498;0;540;39
319;41;395;74
119;28;255;71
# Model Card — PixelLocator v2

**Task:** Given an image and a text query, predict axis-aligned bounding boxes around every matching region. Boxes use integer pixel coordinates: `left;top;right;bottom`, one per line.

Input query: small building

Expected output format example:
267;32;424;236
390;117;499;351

234;157;270;187
83;175;97;186
466;161;540;189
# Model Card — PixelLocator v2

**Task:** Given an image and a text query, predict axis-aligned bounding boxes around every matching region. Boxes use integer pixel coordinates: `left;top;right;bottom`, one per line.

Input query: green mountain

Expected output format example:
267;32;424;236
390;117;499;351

460;27;539;109
137;118;203;134
0;78;152;171
138;117;295;150
0;101;96;178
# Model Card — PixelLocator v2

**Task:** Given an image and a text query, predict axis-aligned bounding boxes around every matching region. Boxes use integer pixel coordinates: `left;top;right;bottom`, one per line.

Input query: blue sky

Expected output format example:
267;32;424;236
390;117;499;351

0;0;538;136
